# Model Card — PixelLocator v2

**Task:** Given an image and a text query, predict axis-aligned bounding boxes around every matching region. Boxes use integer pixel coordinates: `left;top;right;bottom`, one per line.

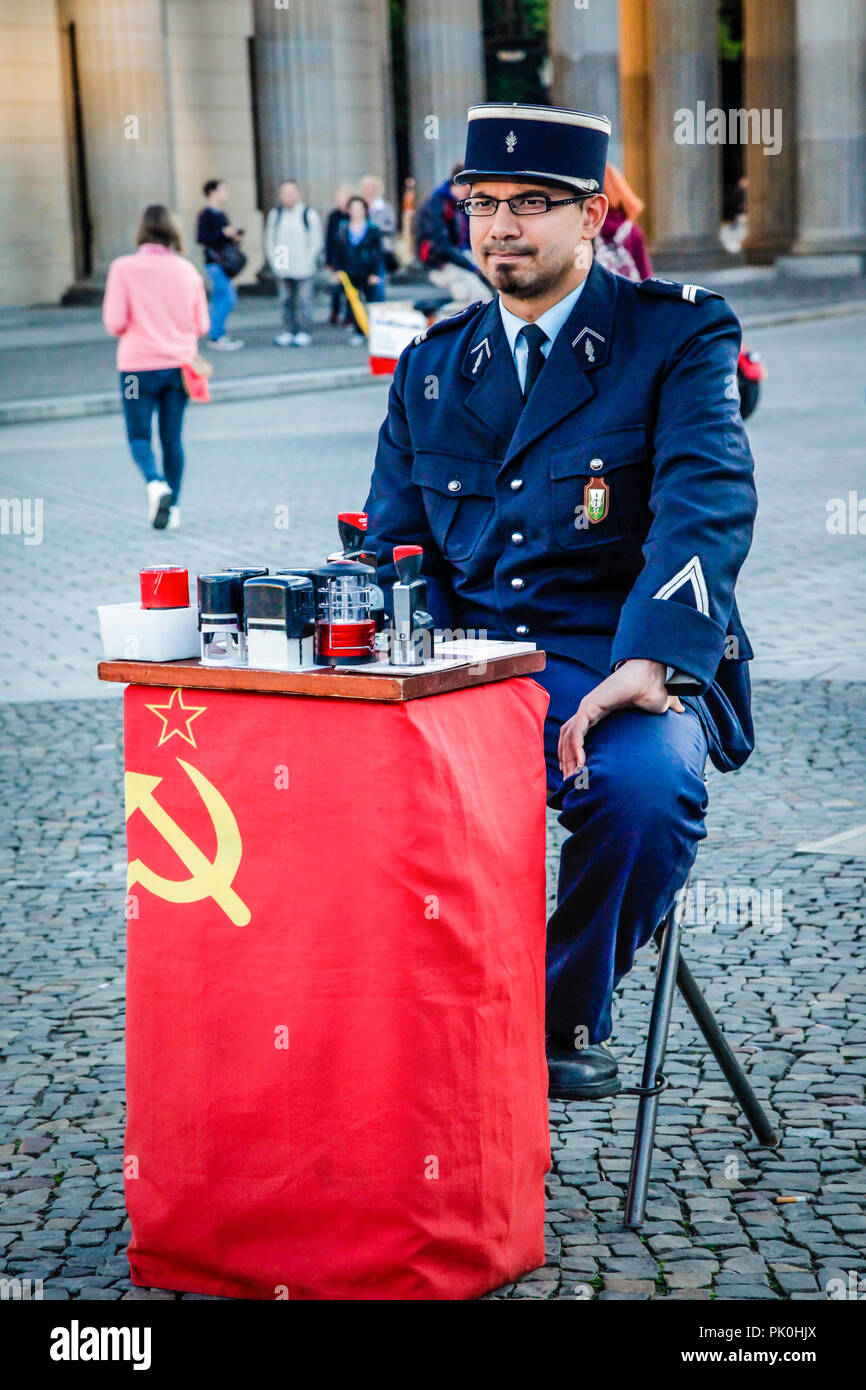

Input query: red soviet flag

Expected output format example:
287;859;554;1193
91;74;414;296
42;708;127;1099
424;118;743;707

122;675;550;1300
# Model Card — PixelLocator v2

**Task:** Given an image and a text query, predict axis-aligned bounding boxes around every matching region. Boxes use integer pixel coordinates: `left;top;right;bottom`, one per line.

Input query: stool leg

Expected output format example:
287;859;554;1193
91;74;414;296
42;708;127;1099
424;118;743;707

676;955;780;1148
623;904;684;1230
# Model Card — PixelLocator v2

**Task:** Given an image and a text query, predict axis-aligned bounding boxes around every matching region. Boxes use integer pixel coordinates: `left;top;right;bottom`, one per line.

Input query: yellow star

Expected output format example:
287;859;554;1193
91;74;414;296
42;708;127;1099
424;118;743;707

145;688;207;749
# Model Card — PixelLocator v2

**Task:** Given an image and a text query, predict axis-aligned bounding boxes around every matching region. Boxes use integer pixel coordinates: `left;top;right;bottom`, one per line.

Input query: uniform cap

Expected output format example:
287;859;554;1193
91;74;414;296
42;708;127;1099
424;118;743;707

456;103;611;195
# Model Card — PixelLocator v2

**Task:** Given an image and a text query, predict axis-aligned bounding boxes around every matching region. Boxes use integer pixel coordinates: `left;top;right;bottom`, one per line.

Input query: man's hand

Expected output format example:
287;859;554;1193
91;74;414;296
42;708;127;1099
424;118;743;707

558;659;685;777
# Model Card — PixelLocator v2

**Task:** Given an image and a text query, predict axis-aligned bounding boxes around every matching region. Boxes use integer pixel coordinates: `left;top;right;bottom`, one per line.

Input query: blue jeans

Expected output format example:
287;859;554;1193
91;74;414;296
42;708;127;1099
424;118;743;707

120;368;188;501
206;261;237;340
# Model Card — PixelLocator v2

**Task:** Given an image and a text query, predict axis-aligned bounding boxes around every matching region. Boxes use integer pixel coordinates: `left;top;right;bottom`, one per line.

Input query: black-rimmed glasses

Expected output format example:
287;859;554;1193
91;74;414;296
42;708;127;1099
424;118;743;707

457;193;590;217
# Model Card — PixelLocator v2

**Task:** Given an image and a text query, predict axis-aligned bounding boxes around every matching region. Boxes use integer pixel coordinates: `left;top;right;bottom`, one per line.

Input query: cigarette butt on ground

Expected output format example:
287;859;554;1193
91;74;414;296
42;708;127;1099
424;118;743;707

776;1195;812;1204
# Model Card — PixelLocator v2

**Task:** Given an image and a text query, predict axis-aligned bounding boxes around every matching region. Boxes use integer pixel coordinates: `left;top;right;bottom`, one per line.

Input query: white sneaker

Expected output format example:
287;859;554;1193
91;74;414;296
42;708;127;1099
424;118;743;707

210;336;244;351
274;332;295;347
293;331;312;347
349;331;366;346
167;505;181;530
146;479;172;529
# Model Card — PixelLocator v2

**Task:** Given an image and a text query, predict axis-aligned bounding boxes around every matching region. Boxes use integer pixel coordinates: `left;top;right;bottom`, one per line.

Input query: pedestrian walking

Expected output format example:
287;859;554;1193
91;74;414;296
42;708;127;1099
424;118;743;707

102;204;209;531
196;179;245;350
359;174;398;287
333;196;386;343
324;185;352;324
264;179;324;347
415;163;493;304
595;164;653;282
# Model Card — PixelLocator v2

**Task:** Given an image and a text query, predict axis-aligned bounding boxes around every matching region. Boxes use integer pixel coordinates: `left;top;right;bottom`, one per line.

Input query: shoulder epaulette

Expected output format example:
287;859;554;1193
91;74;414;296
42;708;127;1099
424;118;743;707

412;300;485;346
636;277;723;305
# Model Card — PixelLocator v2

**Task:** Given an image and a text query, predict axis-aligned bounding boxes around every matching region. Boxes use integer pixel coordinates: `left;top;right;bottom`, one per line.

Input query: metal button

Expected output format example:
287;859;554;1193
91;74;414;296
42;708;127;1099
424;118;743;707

510;577;525;590
589;457;604;471
510;478;524;491
447;479;462;492
516;624;530;637
511;531;525;545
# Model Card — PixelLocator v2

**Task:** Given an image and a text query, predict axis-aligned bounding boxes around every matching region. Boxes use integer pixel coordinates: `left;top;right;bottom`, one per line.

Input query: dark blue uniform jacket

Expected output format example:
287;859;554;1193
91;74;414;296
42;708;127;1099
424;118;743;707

363;262;758;772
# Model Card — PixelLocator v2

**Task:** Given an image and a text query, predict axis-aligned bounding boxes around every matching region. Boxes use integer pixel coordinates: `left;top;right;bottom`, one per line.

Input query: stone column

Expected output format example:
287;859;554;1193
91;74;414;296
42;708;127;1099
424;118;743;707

58;0;172;280
0;0;75;304
165;0;260;279
405;0;484;201
549;0;623;169
252;0;392;221
790;0;866;258
742;0;797;262
619;0;653;238
646;0;723;266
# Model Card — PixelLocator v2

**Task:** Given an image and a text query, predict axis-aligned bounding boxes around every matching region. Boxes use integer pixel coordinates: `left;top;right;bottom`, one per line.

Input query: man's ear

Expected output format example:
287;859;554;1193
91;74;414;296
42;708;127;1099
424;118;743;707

581;194;609;240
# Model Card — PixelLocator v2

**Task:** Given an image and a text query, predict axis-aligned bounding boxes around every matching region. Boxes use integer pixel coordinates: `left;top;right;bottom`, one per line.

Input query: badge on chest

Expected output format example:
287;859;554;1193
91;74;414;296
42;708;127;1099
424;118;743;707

583;474;610;524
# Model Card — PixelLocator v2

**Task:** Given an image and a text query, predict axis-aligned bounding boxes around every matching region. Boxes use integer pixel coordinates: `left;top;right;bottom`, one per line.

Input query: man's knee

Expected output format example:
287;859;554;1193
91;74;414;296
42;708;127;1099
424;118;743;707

559;715;706;846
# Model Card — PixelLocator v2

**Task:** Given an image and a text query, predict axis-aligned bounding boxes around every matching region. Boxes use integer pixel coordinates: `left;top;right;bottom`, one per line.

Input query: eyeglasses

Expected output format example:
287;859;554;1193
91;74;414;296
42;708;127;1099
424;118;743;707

457;193;589;217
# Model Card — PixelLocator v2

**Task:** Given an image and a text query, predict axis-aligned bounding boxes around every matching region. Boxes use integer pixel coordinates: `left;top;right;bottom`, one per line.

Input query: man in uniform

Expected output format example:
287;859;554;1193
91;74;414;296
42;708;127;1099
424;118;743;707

363;104;758;1100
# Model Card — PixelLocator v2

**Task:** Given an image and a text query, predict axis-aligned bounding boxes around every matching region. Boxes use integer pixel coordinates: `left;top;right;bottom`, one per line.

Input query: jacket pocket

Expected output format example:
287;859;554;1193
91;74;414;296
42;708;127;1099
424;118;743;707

412;452;497;563
549;424;652;549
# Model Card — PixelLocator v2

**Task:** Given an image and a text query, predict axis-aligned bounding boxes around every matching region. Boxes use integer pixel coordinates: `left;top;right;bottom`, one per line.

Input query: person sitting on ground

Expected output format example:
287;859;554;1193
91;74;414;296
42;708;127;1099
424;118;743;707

415;163;493;304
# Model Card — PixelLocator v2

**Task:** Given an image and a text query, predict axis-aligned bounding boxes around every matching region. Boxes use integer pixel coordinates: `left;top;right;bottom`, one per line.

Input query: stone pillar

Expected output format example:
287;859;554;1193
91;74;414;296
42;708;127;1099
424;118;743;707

790;0;866;257
165;0;260;281
58;0;172;281
646;0;722;266
742;0;797;263
619;0;653;239
0;0;75;305
252;0;393;222
405;0;484;201
549;0;623;169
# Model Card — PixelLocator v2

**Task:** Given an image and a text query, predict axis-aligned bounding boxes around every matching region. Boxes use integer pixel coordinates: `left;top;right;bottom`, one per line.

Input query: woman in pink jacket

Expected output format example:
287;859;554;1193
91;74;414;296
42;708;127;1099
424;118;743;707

103;205;209;530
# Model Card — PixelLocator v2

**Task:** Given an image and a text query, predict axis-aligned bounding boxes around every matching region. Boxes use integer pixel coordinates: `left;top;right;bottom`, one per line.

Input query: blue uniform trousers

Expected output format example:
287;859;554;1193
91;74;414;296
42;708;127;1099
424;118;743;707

534;655;709;1046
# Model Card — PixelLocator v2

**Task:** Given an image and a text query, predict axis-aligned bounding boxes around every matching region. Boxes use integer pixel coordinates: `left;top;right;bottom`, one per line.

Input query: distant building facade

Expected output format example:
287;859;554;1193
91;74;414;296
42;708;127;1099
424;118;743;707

1;0;864;306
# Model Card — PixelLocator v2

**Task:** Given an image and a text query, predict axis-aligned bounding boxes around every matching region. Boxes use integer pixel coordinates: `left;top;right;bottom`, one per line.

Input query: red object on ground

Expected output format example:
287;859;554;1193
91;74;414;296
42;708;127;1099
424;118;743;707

139;566;189;609
122;677;550;1300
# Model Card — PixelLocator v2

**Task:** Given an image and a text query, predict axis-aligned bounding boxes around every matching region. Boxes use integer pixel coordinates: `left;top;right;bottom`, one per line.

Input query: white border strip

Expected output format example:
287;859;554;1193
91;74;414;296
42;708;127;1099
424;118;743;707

467;104;612;135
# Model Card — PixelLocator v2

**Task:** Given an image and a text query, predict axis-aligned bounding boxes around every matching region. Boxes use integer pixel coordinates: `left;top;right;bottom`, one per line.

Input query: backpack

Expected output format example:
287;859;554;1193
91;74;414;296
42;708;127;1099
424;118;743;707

272;204;312;229
594;220;641;282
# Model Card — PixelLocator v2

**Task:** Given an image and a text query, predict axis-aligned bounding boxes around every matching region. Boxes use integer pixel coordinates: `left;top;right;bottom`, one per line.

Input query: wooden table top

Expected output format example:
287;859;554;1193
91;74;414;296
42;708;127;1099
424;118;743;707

97;650;546;702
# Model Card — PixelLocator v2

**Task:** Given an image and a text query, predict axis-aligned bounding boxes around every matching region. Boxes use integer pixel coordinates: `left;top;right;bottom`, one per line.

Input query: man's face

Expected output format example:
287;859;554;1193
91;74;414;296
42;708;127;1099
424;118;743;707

280;182;299;208
469;181;607;300
360;179;377;204
212;182;227;206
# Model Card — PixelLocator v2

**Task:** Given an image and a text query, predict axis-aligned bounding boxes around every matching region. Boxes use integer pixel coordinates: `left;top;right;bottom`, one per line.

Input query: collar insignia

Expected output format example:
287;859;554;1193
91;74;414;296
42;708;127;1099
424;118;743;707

470;336;492;374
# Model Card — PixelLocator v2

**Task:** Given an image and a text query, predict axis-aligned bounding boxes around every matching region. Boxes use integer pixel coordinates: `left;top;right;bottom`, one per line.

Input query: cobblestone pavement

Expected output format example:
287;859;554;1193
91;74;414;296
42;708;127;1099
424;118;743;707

1;681;864;1301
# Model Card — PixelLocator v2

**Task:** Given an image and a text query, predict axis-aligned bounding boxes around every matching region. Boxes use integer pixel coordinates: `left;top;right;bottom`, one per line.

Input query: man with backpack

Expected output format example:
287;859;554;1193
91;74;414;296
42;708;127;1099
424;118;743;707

415;164;493;304
264;179;324;347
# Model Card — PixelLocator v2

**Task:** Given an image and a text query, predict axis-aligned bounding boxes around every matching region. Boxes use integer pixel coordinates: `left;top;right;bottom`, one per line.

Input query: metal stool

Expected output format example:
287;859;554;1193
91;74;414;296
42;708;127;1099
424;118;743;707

621;874;781;1229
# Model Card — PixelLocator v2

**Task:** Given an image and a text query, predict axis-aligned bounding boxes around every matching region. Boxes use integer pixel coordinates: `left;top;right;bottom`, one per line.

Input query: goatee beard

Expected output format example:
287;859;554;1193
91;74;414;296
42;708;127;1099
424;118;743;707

492;261;573;301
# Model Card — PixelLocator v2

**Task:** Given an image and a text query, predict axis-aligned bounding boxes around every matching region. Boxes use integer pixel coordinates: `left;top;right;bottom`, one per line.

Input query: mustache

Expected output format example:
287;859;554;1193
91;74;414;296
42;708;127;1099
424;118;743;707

481;242;536;256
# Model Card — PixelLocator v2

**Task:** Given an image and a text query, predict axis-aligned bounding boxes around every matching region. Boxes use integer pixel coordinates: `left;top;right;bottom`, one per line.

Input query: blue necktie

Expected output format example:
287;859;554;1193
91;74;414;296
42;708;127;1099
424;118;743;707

520;323;549;401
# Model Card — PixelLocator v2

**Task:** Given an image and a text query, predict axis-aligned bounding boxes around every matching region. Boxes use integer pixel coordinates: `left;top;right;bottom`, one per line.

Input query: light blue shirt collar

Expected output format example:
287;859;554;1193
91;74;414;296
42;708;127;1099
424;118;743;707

498;280;587;390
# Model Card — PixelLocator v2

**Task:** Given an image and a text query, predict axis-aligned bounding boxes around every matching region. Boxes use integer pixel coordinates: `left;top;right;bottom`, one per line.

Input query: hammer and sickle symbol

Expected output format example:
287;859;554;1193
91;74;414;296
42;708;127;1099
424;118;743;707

125;757;251;926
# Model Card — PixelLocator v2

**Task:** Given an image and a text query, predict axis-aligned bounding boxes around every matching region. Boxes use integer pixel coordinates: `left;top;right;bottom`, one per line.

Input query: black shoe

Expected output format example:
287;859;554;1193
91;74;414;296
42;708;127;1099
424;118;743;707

546;1042;620;1101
